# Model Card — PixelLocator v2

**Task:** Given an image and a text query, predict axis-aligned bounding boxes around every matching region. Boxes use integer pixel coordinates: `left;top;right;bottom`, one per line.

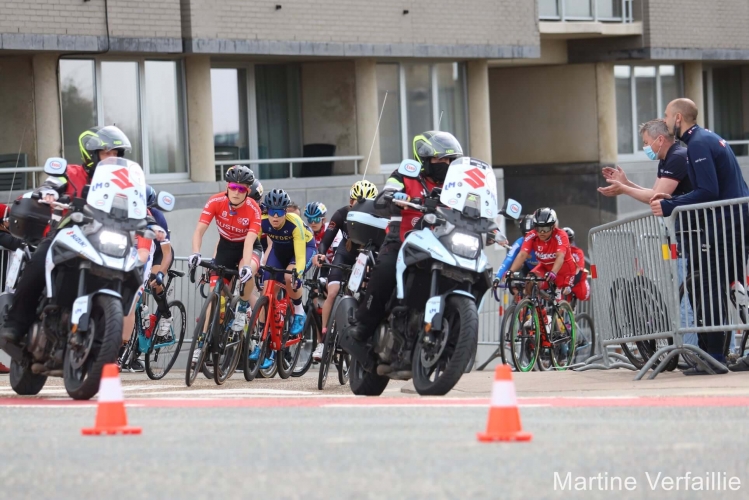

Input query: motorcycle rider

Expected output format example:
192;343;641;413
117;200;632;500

344;131;463;359
0;126;133;344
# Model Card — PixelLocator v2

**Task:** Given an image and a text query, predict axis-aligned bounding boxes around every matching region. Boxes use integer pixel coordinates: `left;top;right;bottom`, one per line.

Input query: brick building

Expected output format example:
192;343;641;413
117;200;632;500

2;0;749;253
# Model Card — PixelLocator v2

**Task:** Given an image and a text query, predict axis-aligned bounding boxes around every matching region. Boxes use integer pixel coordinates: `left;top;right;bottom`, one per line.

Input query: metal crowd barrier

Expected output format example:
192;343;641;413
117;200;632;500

580;197;749;379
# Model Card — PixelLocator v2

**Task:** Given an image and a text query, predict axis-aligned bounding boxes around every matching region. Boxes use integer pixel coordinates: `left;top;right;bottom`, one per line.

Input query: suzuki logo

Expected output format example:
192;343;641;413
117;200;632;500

463;168;484;189
111;168;133;190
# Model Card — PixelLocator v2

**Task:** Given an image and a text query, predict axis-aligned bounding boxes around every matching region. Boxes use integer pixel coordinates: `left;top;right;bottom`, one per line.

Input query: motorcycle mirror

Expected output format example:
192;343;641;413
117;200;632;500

499;198;522;220
423;213;438;225
157;191;175;212
397;159;421;178
71;212;85;224
429;187;443;198
43;157;67;176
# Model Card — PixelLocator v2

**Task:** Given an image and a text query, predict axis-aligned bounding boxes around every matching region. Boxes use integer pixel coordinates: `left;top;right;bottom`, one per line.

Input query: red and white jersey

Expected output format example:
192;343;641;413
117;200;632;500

520;228;577;276
570;246;585;268
199;193;262;242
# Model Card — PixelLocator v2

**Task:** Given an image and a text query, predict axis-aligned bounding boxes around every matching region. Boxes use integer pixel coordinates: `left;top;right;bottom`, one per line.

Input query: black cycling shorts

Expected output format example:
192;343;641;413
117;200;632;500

214;237;263;270
328;243;357;284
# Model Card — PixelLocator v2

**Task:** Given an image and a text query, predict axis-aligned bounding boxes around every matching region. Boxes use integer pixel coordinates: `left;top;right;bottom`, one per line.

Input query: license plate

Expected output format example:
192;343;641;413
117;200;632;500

5;249;23;291
347;253;368;293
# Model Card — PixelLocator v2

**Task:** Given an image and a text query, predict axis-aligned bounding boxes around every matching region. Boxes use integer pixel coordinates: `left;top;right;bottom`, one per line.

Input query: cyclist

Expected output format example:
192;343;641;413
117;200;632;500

345;131;463;352
255;189;315;345
1;125;134;344
504;208;588;302
563;227;585;269
287;202;302;217
188;166;263;364
492;214;537;290
144;186;174;337
312;180;379;361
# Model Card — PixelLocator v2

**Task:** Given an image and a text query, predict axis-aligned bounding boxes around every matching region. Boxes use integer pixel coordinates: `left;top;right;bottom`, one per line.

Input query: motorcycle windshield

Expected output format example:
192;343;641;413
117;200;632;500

86;157;148;219
440;157;498;219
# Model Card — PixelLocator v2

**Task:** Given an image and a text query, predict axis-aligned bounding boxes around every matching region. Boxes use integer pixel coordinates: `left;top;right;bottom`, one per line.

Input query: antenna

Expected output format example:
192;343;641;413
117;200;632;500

361;91;388;181
437;110;444;129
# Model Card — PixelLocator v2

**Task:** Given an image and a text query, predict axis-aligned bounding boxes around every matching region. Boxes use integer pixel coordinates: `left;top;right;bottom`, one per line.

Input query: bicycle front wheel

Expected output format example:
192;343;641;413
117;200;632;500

509;299;540;372
318;324;337;390
243;296;269;382
186;293;215;387
550;301;576;370
146;300;186;380
499;304;516;367
277;302;299;379
213;307;244;385
291;311;318;377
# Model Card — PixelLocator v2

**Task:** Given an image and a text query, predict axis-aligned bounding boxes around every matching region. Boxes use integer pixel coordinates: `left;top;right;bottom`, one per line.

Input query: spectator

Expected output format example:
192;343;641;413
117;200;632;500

651;98;749;373
599;119;698;348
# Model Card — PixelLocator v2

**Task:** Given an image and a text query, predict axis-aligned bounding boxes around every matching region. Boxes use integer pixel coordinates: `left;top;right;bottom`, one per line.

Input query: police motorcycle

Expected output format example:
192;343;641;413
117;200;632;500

340;156;522;396
0;157;166;400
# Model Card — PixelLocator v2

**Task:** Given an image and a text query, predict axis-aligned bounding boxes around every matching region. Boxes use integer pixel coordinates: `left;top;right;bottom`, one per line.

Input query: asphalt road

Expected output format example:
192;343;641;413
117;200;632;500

1;370;748;500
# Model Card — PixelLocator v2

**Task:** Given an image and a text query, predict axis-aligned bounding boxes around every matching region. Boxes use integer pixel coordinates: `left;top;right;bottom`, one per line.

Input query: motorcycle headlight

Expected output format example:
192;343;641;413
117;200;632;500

97;230;129;258
450;232;480;259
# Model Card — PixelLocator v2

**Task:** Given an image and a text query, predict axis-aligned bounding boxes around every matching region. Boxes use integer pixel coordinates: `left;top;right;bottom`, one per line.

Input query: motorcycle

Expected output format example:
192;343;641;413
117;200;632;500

340;157;522;396
0;157;162;400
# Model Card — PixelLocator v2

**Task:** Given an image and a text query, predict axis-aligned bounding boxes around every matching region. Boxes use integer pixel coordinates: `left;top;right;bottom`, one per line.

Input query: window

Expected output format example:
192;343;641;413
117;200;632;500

539;1;631;22
211;68;250;179
705;66;748;156
615;65;683;155
59;59;188;178
376;62;469;166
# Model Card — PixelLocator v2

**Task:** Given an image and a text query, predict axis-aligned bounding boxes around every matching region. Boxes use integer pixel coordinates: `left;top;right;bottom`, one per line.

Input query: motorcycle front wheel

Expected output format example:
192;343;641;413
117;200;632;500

412;295;478;396
64;295;123;400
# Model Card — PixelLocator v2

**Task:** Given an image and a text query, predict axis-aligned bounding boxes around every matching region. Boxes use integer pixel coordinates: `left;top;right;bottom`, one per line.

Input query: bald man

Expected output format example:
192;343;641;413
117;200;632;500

650;98;749;373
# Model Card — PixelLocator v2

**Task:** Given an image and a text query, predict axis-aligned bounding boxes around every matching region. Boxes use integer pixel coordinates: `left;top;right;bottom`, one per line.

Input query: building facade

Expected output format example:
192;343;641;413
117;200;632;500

2;0;749;253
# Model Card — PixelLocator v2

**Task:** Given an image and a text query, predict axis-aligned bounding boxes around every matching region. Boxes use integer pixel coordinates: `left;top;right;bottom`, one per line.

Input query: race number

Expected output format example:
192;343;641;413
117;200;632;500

347;253;368;294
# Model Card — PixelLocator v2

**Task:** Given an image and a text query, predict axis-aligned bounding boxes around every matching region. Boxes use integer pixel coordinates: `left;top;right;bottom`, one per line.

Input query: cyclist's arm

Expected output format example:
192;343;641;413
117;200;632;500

318;209;344;255
550;252;566;275
241;200;263;267
508;250;529;273
160;242;173;271
496;239;521;278
192;222;209;254
242;232;258;268
261;239;271;266
291;223;308;275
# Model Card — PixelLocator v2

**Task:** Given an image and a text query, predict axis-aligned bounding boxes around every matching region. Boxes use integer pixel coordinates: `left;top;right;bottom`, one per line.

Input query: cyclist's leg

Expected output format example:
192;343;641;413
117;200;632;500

286;245;316;336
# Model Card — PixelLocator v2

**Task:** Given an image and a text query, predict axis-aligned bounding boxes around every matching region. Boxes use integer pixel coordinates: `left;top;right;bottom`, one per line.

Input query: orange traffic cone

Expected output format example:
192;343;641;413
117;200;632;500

82;364;141;436
477;364;532;442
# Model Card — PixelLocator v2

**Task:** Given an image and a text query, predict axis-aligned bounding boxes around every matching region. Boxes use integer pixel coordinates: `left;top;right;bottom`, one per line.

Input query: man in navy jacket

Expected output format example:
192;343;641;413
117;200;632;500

651;98;749;372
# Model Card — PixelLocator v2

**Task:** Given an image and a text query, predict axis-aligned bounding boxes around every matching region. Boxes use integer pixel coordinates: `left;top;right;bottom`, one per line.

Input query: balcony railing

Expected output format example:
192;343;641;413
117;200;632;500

539;0;634;23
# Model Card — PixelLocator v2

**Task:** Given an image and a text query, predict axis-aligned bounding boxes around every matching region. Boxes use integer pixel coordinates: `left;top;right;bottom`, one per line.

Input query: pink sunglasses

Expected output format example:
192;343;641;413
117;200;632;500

227;183;248;194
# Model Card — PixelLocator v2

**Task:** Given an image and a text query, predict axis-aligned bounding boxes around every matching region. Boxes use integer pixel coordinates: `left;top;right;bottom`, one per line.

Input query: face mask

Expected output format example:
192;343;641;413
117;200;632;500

428;161;449;183
643;137;662;161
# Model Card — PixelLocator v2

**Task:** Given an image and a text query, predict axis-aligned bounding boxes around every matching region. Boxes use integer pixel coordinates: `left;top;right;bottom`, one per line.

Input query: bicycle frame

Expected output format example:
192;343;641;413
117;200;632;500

134;274;179;355
510;275;574;348
256;266;298;352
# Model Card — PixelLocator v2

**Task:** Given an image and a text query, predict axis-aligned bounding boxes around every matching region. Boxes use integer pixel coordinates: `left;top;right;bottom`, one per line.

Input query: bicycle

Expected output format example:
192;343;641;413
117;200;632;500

243;265;304;381
185;259;245;386
506;274;577;372
292;268;326;378
317;262;353;390
118;270;187;379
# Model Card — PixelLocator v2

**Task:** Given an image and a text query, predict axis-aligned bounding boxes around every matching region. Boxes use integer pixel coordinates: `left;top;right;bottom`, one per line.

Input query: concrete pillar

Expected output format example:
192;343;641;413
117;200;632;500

32;54;63;166
595;62;618;165
355;59;381;175
684;62;705;127
467;60;492;164
185;55;215;182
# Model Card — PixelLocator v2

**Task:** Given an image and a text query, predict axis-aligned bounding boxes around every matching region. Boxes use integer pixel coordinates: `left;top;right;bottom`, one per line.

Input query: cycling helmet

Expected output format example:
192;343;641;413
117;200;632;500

264;189;291;210
563;227;575;245
225;165;255;185
304;201;327;220
532;207;558;229
78;125;132;170
519;215;534;236
145;185;157;208
350;180;378;200
250;179;264;202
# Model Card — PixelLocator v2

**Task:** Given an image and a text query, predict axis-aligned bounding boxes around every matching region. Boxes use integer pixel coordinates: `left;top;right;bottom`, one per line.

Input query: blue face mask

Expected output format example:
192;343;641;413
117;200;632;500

643;137;663;161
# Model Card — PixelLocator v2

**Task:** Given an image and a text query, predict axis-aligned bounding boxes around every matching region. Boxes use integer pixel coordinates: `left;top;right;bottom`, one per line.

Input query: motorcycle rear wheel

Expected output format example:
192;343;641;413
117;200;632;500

64;295;123;400
349;357;389;396
10;359;47;395
412;295;478;396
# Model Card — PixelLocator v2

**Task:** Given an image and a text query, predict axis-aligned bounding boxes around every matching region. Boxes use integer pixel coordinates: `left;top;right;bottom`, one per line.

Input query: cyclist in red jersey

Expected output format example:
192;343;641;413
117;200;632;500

189;166;262;362
506;208;588;301
563;226;590;302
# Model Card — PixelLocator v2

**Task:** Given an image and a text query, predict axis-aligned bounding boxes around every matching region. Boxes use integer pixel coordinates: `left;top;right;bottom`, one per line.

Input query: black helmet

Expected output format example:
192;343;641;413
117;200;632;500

264;189;291;210
563;227;575;244
225;165;255;185
532;207;558;229
520;215;534;236
413;131;463;183
79;125;132;170
250;179;264;202
146;185;157;208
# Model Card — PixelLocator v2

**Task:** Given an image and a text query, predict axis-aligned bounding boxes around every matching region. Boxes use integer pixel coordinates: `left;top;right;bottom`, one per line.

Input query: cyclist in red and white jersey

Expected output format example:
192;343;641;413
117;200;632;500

505;208;589;302
188;166;263;364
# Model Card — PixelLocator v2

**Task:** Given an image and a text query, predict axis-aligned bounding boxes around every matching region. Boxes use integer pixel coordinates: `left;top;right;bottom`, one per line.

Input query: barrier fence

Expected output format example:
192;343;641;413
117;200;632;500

581;197;749;379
